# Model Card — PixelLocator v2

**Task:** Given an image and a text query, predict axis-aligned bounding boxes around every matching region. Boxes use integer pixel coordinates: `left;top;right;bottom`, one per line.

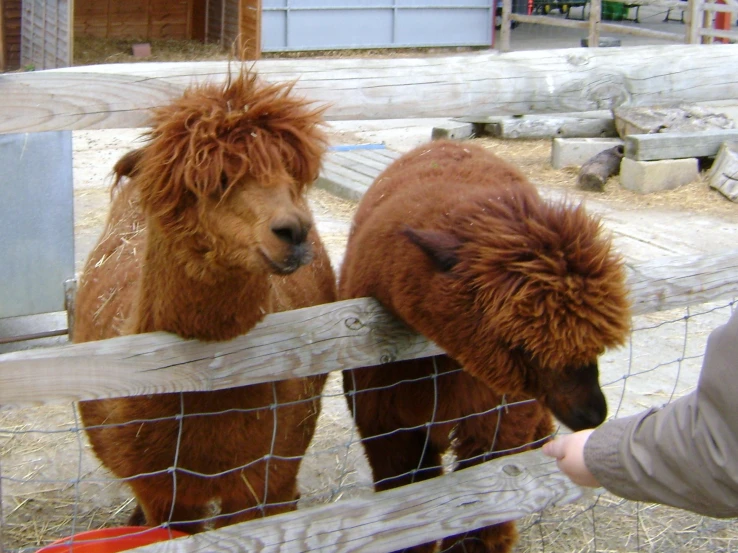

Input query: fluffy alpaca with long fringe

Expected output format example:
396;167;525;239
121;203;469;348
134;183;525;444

341;140;631;553
74;71;336;532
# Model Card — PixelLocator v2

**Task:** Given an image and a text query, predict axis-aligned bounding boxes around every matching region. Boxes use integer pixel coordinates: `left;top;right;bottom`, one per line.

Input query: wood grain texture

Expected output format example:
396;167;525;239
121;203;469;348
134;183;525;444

625;249;738;314
485;115;617;139
1;250;737;408
128;449;582;553
624;129;738;160
709;141;738;201
0;298;443;408
3;45;738;134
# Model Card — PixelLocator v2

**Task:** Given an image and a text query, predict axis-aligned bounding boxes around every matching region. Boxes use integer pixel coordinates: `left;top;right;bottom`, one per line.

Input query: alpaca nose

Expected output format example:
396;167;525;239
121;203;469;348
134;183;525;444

271;218;311;246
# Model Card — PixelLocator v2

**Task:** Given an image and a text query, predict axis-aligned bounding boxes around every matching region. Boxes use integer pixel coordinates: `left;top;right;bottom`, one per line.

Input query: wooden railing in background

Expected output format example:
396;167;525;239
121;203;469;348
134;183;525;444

498;0;738;51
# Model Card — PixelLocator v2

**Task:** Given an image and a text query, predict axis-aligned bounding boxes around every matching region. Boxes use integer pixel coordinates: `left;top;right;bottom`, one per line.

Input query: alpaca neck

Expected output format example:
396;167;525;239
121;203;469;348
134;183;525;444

132;230;272;342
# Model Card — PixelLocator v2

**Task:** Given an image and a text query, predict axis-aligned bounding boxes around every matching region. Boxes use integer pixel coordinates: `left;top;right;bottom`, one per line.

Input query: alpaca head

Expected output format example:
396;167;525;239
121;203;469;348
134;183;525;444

403;193;631;431
114;70;328;279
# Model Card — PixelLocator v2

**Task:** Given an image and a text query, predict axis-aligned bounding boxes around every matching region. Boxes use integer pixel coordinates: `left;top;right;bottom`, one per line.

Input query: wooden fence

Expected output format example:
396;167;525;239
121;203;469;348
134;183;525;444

1;53;738;551
2;45;738;136
1;248;737;552
498;0;738;51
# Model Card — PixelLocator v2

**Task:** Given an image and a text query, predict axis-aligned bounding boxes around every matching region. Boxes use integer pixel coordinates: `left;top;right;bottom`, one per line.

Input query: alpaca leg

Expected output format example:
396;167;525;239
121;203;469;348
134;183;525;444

145;501;209;534
439;403;548;553
127;503;146;526
362;427;443;492
360;429;443;553
133;490;210;534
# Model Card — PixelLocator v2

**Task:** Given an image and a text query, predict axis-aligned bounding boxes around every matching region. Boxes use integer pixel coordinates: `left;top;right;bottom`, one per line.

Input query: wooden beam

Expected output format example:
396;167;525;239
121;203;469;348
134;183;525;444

131;449;582;553
624;129;738;160
0;298;443;409
238;0;261;60
589;0;602;48
709;141;738;202
485;115;617;139
0;249;736;409
2;45;738;134
625;249;738;314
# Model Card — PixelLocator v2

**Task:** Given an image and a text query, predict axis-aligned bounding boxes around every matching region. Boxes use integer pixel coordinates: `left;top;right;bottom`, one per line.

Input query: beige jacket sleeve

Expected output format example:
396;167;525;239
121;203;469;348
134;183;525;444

583;308;738;518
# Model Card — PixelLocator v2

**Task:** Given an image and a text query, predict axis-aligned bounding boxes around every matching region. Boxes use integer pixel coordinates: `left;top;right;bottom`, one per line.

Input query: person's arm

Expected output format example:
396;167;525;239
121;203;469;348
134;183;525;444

545;308;738;518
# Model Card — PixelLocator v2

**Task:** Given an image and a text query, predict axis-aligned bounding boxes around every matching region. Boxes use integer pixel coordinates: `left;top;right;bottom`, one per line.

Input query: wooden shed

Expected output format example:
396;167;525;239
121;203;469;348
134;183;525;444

74;0;261;57
0;0;260;71
0;0;21;70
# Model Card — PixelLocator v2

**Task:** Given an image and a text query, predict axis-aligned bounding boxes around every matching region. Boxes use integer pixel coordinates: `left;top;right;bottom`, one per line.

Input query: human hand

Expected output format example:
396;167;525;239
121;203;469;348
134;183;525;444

542;430;601;488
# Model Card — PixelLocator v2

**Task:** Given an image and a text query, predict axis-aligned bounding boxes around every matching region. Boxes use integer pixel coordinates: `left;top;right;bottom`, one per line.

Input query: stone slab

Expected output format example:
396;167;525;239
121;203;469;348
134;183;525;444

551;137;624;169
708;141;738;202
614;105;735;139
620;156;699;194
431;122;475;141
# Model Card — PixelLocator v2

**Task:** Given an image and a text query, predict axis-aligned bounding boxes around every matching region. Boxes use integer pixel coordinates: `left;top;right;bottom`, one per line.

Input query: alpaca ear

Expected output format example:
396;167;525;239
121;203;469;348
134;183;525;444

113;147;146;180
402;227;462;272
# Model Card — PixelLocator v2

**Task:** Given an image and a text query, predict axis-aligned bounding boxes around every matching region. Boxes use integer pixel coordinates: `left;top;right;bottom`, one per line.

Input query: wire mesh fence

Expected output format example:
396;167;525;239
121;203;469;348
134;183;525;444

0;295;735;552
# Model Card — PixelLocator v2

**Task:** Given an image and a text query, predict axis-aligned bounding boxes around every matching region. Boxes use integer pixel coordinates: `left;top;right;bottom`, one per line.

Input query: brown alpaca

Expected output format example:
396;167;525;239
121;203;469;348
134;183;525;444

340;141;631;553
73;71;336;532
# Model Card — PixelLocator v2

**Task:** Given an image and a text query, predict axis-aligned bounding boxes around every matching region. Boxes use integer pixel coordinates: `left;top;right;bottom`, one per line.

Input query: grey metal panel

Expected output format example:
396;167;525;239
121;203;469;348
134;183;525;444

261;0;494;52
262;11;289;49
288;10;394;49
0;131;74;319
396;8;492;45
291;0;393;6
396;0;489;5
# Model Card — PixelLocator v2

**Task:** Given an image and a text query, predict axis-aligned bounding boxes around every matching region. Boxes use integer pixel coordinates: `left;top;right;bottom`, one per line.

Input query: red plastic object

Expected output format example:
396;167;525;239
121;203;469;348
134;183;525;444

36;527;188;553
715;0;731;44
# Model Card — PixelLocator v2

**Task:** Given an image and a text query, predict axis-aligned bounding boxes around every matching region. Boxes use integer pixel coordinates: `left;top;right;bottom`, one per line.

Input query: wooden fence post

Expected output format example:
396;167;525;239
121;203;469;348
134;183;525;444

588;0;602;46
499;0;513;52
687;0;702;42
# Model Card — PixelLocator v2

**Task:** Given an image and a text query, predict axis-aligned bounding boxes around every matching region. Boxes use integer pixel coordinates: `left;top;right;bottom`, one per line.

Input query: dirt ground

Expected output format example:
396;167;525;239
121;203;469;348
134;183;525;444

2;39;738;552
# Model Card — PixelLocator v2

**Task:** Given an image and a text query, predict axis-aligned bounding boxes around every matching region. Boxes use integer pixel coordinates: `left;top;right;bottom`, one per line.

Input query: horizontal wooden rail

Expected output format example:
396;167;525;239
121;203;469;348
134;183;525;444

509;13;685;41
2;45;738;134
128;448;582;553
1;249;736;409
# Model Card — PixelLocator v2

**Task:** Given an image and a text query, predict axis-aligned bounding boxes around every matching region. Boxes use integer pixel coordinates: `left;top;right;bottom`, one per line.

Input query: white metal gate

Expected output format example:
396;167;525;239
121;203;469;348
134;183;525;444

262;0;494;51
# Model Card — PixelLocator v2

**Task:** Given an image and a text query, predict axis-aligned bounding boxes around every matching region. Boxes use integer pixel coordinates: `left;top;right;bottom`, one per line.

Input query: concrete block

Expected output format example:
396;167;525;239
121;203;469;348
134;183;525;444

620;157;699;194
431;121;475;141
551;137;623;169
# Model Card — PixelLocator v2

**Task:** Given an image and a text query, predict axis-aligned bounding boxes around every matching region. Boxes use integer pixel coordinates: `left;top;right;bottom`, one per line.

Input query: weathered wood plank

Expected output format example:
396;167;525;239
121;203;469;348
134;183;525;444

1;250;737;409
614;105;734;138
624;129;738;160
326;152;385;181
431;121;476;141
129;449;582;553
336;150;395;172
3;45;738;134
625;249;738;314
709;141;738;202
0;298;443;409
485;115;617;139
